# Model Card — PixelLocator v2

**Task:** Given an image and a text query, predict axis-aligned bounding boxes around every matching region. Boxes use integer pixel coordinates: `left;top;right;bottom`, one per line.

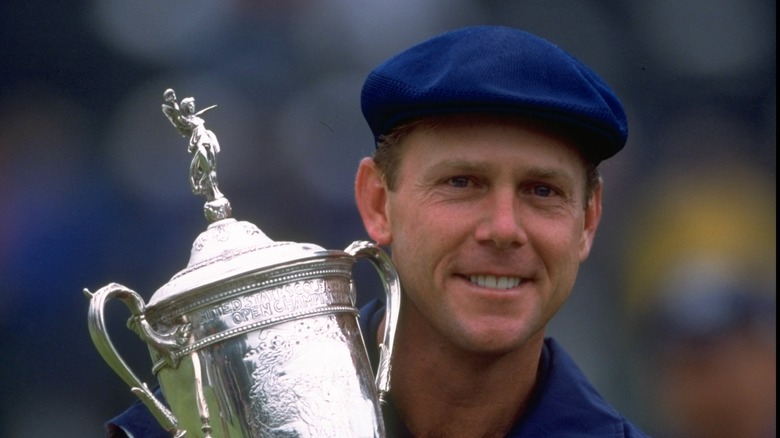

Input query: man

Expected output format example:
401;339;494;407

354;26;645;437
107;25;646;437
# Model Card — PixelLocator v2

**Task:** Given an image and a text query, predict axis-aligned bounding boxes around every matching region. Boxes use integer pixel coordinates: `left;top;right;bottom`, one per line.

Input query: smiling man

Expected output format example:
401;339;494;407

354;26;647;437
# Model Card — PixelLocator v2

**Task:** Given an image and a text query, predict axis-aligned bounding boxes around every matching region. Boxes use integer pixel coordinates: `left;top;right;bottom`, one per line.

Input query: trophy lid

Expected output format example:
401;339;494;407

149;89;329;307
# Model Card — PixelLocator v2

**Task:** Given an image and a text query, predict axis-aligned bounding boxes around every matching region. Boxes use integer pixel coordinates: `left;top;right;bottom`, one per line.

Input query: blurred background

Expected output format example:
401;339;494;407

0;1;775;437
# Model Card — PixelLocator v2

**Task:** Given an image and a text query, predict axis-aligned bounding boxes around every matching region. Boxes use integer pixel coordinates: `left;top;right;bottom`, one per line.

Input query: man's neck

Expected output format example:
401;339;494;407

380;315;544;438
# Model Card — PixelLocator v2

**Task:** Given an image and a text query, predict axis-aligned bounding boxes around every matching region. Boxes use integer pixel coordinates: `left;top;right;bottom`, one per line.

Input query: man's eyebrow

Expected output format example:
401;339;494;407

424;159;575;183
522;165;574;182
423;159;494;174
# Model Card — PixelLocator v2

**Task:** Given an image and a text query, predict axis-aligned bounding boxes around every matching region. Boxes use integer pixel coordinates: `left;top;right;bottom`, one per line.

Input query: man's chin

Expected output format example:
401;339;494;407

452;320;538;356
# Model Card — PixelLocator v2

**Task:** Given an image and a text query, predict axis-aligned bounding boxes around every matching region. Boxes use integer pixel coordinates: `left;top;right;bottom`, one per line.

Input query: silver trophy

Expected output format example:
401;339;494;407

84;89;400;437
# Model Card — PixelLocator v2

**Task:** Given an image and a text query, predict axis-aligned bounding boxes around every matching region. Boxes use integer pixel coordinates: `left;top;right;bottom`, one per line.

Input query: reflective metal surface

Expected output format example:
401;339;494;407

84;89;400;437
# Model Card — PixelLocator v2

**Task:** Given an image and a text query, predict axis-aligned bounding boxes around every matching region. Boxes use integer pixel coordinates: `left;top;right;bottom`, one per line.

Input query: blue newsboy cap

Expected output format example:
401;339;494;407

361;25;628;161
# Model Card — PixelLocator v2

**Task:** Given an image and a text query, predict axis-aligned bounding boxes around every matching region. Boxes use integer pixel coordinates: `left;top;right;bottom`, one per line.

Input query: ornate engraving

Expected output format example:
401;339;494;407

196;278;352;326
243;315;377;437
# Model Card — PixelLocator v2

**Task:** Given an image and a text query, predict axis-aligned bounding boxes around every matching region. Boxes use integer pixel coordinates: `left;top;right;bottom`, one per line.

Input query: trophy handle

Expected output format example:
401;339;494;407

345;241;401;403
84;283;185;437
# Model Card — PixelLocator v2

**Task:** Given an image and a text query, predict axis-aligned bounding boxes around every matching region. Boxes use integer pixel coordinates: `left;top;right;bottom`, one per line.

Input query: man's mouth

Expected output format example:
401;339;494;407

469;275;522;290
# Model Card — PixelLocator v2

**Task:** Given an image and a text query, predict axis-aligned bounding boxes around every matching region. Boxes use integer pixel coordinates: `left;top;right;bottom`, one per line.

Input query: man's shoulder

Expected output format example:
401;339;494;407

105;388;171;438
507;337;650;437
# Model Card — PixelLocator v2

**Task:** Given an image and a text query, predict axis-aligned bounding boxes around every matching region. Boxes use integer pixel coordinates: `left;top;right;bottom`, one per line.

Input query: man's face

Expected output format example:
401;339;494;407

365;117;601;355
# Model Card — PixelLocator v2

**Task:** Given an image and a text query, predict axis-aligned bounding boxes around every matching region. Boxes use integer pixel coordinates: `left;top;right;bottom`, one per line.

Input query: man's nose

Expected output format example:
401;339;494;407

474;189;527;248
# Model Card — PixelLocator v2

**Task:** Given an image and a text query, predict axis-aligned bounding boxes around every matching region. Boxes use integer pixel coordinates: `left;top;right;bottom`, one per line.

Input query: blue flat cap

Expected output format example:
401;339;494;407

361;25;628;161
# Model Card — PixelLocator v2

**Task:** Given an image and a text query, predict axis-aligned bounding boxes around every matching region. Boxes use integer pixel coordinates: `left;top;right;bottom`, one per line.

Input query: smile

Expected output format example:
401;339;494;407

469;275;522;289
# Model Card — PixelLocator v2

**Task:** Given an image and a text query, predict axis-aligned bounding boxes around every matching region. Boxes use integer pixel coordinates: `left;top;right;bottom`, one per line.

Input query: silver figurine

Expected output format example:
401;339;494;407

162;88;229;222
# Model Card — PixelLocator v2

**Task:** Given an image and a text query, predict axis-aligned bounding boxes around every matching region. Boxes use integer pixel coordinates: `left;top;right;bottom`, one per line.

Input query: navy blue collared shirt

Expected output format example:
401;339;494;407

359;299;649;438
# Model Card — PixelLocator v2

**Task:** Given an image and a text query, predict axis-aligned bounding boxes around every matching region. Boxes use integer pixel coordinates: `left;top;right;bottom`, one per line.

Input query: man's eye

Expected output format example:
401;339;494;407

532;185;554;197
447;176;471;188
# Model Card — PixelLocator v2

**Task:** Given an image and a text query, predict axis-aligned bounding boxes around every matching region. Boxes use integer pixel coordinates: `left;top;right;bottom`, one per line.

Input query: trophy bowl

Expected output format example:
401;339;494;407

84;90;400;438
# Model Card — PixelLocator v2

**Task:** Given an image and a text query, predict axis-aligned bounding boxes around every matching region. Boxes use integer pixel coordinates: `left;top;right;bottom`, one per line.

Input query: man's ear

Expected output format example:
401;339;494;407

579;178;602;262
355;157;392;245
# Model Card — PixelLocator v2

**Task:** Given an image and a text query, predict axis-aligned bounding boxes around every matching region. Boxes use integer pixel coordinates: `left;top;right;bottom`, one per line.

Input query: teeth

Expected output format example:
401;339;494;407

469;275;521;289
